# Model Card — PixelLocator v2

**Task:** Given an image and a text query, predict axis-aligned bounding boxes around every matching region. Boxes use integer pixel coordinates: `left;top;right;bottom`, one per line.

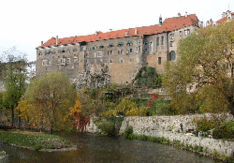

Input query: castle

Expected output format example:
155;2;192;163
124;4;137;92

36;13;201;88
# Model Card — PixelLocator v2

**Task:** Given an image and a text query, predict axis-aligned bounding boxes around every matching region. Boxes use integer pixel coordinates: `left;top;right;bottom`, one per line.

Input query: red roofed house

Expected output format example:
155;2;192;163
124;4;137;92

216;10;234;24
36;13;201;88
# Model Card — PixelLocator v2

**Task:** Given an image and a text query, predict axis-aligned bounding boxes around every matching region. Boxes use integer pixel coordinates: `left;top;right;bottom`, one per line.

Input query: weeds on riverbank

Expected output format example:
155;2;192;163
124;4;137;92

0;130;72;150
123;126;234;162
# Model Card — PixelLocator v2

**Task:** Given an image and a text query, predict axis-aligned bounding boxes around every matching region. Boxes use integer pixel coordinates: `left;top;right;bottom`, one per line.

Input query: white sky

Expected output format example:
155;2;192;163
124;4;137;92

0;0;233;62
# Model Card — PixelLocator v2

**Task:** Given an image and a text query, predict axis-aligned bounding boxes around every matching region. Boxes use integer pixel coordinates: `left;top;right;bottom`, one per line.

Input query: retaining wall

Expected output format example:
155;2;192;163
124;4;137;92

85;113;234;157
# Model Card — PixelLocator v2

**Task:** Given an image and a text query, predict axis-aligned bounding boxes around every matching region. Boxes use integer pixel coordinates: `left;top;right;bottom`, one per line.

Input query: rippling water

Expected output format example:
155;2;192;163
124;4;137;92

0;132;223;163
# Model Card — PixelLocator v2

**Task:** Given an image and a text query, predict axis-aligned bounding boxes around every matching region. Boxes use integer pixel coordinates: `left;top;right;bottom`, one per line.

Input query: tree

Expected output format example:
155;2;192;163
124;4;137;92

133;66;162;87
25;71;76;133
163;20;234;115
1;47;27;126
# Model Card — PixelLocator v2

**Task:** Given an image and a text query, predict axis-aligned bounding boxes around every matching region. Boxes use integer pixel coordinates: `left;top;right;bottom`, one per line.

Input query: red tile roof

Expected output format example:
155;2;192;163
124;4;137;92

37;14;199;48
216;13;234;24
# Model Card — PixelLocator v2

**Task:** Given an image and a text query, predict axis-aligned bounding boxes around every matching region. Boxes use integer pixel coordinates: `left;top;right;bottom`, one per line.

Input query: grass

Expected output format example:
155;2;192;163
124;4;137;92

0;130;73;150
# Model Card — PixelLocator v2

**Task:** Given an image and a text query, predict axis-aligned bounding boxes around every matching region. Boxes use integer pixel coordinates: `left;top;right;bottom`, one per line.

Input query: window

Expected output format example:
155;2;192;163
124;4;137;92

99;45;104;49
150;42;153;51
74;54;76;56
170;33;174;39
67;58;70;64
169;51;176;61
170;41;174;47
136;46;141;52
92;45;97;50
136;40;141;44
73;48;77;52
117;42;124;47
126;41;133;46
185;29;190;36
107;50;113;55
158;57;161;65
109;59;113;63
62;49;65;53
157;37;159;46
144;41;148;45
108;43;114;48
42;60;48;66
74;57;78;63
161;36;164;45
118;58;124;63
118;50;122;55
179;31;183;37
130;58;133;62
67;48;70;52
130;48;133;53
38;51;42;56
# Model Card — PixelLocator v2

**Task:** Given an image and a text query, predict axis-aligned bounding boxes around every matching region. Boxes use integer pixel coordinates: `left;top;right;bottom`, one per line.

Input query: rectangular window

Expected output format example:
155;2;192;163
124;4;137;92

150;42;153;51
170;41;174;47
158;57;161;65
161;36;164;45
157;37;159;46
179;31;183;37
170;33;174;39
185;29;190;36
67;58;70;64
130;48;133;53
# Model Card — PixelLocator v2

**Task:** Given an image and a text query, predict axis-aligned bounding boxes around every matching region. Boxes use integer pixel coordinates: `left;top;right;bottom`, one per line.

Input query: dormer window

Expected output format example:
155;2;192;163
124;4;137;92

117;42;124;47
126;41;133;46
108;43;114;48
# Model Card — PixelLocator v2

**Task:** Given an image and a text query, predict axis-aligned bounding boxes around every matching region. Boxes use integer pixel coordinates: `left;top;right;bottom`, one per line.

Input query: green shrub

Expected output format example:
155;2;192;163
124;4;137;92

212;120;234;139
123;126;133;138
98;122;115;136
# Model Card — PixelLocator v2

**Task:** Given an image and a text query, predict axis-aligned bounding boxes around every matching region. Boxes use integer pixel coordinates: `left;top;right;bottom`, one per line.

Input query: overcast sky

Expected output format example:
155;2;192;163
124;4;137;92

0;0;233;62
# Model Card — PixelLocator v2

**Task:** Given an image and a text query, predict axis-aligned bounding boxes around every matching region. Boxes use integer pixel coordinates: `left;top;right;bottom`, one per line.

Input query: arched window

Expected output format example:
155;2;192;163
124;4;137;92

169;51;176;61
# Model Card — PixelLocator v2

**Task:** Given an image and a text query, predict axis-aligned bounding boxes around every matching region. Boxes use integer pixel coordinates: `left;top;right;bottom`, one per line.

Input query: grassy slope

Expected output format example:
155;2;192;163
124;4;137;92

0;130;72;150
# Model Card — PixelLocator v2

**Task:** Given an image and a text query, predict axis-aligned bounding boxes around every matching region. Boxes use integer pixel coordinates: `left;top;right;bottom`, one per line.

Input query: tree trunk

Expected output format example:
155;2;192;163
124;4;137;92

11;106;14;126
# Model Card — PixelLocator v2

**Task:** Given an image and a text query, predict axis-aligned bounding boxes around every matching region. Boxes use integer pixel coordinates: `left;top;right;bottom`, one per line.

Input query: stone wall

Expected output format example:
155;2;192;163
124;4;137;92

86;113;234;157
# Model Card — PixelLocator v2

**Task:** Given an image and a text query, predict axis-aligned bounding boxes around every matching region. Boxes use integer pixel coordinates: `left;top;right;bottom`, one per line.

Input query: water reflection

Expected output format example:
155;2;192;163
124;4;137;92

0;132;223;163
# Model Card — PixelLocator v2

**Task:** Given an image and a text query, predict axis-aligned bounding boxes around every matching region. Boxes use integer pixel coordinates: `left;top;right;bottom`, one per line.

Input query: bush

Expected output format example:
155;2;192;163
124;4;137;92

123;126;133;138
148;100;172;116
98;122;115;136
212;120;234;139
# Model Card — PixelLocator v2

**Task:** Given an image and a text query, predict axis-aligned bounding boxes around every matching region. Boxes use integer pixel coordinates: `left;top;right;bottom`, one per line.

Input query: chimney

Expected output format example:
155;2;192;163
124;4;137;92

41;41;43;46
95;31;99;36
56;35;58;45
109;29;112;32
178;13;181;17
135;27;138;34
185;12;187;17
125;31;128;37
159;15;162;26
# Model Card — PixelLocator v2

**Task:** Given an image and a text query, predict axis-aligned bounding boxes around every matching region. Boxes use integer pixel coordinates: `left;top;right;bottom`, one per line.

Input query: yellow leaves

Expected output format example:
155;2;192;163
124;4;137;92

15;99;32;120
81;88;87;94
69;98;82;116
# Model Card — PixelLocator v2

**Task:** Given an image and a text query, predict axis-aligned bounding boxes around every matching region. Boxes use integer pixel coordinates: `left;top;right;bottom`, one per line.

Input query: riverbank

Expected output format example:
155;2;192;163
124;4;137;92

86;114;234;162
0;130;76;151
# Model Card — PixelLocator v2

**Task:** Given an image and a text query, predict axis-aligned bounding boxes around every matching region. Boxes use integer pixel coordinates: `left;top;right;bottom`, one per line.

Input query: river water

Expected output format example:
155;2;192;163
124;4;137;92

0;132;223;163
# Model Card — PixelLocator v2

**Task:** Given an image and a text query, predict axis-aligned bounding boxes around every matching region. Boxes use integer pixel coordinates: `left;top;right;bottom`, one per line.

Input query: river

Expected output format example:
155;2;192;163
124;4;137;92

0;132;224;163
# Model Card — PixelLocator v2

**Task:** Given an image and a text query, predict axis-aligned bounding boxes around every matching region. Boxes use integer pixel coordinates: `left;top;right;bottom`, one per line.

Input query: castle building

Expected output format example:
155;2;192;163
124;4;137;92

36;13;200;88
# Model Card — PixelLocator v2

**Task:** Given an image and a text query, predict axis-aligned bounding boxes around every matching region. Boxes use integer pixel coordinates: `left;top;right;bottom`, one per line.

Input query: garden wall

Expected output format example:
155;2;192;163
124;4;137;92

85;113;234;157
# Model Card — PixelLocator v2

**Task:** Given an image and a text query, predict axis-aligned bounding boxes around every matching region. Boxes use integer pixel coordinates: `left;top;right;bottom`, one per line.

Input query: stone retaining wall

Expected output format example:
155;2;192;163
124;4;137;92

85;113;234;157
